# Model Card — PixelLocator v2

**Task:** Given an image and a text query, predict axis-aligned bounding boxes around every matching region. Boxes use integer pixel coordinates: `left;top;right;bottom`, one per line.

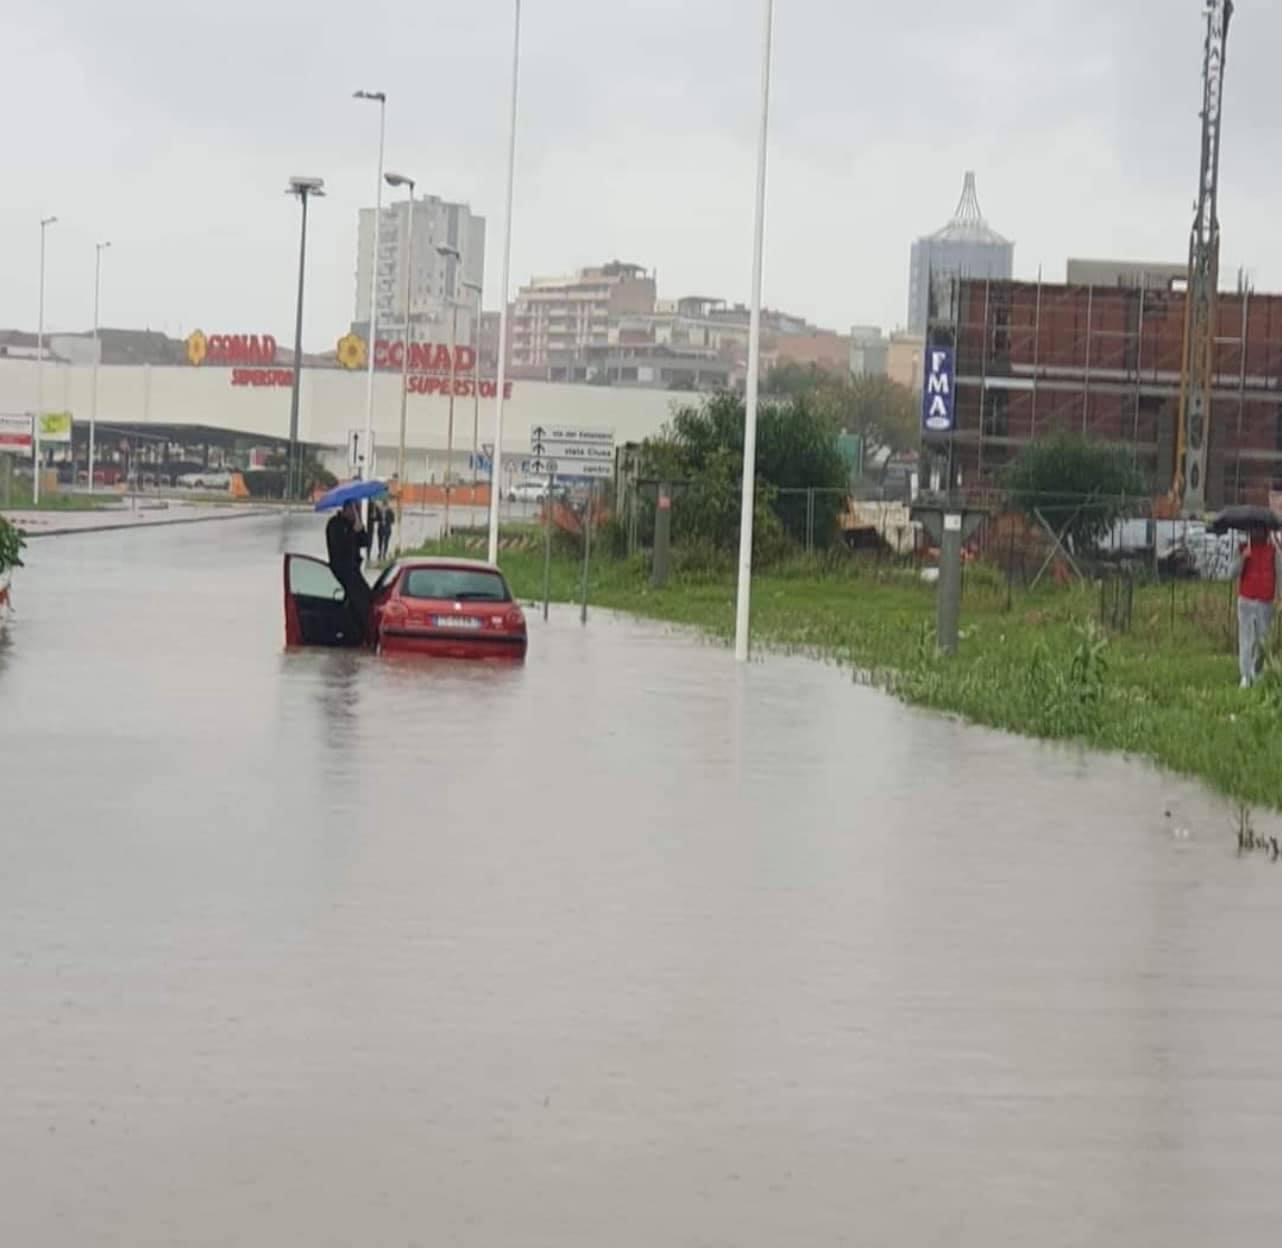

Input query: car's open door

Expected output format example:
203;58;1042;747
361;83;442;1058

283;554;362;648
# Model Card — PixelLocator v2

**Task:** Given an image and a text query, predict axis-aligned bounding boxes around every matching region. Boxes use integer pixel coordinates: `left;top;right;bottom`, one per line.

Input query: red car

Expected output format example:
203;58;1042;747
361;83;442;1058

283;554;527;659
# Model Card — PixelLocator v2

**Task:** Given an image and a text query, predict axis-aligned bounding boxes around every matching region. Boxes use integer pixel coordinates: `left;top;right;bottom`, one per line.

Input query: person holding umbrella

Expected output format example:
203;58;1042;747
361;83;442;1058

1215;505;1282;688
315;480;387;641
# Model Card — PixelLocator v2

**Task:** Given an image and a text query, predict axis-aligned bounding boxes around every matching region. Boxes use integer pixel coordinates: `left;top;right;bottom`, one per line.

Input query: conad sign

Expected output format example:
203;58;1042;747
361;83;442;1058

187;330;293;388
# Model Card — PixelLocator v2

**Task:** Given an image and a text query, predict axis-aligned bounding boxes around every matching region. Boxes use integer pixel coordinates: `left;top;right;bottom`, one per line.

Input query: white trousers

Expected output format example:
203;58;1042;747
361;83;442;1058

1238;596;1273;685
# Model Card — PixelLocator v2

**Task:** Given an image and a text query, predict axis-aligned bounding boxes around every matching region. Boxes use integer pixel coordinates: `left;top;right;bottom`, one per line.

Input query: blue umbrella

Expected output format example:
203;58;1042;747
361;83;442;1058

313;479;389;512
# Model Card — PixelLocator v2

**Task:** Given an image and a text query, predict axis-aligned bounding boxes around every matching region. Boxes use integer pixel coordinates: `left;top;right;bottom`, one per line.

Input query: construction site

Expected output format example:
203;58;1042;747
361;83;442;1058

948;276;1282;509
928;0;1271;516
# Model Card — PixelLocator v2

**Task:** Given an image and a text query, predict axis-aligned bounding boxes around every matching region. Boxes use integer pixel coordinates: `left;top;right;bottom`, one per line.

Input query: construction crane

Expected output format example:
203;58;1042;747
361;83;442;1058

1175;0;1234;515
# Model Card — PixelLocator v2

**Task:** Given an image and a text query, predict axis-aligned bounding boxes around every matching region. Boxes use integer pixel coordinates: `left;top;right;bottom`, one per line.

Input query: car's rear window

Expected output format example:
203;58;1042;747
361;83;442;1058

402;567;510;602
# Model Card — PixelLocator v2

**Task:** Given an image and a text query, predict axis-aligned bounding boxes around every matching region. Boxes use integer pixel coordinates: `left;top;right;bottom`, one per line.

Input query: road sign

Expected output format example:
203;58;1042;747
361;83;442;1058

528;424;614;479
38;412;72;444
346;429;371;471
0;413;33;453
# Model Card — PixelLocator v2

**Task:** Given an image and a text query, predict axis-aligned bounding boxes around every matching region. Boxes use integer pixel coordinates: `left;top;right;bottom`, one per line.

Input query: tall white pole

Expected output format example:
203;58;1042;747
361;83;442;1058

357;91;387;482
486;0;522;566
34;216;56;506
90;241;110;493
733;0;775;663
395;178;415;547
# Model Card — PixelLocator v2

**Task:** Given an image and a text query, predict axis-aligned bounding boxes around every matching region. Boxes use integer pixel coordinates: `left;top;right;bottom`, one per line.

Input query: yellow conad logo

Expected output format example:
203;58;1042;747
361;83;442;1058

336;333;367;371
186;329;208;367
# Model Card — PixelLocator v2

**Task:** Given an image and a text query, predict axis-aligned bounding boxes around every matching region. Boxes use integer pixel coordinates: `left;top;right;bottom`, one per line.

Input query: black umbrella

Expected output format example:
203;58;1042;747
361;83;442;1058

1209;504;1282;535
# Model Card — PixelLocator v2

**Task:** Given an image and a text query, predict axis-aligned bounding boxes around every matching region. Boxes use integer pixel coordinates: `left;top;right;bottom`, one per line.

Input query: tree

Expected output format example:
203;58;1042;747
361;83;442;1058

764;364;919;467
1004;434;1149;551
638;390;849;553
830;375;918;464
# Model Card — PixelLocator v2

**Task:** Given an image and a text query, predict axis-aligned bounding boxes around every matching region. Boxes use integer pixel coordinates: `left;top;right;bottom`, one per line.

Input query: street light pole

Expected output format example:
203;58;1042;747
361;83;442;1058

733;0;775;664
34;215;57;506
486;0;522;566
385;171;416;551
462;279;483;488
285;177;326;501
354;89;387;485
89;240;111;493
437;243;462;540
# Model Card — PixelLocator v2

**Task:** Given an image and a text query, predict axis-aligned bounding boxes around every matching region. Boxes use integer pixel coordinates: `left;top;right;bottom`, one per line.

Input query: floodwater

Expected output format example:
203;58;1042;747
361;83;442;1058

3;515;1282;1246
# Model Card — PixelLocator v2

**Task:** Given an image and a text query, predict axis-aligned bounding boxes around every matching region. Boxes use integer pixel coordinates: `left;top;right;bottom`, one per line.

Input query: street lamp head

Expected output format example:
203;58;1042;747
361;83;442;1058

97;240;112;251
353;89;386;102
462;280;483;294
286;176;326;197
41;215;57;227
384;171;415;191
435;244;461;260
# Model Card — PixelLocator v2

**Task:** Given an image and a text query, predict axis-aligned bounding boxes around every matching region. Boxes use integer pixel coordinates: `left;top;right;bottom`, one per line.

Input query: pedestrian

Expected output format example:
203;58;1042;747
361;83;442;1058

326;500;372;640
1231;525;1282;688
376;500;394;561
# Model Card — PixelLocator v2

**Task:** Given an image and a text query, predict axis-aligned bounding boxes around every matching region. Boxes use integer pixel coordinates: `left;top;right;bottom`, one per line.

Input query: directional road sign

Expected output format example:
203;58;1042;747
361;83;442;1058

528;424;614;479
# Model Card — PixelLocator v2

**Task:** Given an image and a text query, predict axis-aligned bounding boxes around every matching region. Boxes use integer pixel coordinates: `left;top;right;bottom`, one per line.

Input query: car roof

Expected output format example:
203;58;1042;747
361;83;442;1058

389;557;504;574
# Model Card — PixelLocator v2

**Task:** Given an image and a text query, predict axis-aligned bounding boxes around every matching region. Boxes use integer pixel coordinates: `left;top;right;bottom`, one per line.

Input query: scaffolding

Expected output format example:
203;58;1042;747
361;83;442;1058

940;277;1282;508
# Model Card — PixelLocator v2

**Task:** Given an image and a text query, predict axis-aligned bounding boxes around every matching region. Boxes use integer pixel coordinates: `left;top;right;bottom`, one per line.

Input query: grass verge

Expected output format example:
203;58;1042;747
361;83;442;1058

415;529;1282;811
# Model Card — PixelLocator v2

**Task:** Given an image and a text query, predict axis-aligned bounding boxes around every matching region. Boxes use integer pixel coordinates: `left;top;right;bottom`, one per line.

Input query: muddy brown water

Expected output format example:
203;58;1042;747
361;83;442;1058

2;515;1281;1246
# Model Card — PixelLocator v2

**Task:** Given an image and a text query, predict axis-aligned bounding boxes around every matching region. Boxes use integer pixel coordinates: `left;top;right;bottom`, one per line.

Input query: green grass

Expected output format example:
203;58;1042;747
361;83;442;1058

2;486;121;512
415;529;1282;811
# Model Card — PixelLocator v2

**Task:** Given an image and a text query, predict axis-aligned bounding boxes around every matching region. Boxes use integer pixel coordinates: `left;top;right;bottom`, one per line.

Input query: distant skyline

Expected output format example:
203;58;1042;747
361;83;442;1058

3;1;1279;350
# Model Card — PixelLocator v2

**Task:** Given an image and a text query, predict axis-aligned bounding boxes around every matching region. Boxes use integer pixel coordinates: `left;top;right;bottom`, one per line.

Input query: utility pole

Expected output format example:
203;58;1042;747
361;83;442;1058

89;241;111;492
285;177;325;500
34;215;57;506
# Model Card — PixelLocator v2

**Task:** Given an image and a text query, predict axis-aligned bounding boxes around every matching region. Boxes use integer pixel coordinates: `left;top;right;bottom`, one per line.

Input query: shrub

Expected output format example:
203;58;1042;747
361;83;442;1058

0;516;25;575
1004;434;1147;552
637;390;849;551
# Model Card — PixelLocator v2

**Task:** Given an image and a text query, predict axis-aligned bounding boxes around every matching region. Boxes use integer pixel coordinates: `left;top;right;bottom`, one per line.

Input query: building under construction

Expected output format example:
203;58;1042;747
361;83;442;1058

941;276;1282;507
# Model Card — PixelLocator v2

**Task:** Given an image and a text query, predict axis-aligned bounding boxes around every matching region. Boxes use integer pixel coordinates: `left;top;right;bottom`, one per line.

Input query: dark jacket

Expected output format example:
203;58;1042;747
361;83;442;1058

326;511;370;577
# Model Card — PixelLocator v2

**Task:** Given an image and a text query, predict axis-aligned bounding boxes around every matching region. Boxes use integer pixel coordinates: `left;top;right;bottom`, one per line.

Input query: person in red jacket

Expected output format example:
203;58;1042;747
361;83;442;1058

1231;526;1282;687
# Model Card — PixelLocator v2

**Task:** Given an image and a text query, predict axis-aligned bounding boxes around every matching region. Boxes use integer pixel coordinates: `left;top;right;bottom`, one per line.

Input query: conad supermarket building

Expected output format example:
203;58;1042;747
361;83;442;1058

0;351;685;484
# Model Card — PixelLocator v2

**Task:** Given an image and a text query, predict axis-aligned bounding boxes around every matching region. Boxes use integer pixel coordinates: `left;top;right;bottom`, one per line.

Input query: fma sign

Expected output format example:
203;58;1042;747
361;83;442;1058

922;347;956;434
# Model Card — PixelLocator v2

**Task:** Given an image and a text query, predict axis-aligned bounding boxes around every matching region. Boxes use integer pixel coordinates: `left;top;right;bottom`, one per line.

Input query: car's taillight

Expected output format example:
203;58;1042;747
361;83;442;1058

382;601;408;624
505;607;526;632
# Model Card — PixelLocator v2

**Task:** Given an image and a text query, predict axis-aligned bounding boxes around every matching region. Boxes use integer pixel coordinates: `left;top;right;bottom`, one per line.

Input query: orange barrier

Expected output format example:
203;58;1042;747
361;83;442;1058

395;483;491;507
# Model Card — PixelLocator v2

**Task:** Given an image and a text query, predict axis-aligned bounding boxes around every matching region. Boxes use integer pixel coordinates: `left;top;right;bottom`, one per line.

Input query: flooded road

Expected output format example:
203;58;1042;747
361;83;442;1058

3;515;1282;1246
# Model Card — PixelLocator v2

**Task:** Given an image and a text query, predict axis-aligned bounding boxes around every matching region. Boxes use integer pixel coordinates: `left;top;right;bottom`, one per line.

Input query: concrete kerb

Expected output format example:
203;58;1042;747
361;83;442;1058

6;506;279;539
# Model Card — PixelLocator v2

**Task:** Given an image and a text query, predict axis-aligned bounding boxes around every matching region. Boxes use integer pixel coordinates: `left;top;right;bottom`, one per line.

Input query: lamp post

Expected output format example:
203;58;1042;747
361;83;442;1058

285;176;325;501
385;171;416;550
733;0;775;664
34;215;57;506
354;89;387;487
462;279;483;488
89;240;111;493
436;242;461;538
486;0;522;565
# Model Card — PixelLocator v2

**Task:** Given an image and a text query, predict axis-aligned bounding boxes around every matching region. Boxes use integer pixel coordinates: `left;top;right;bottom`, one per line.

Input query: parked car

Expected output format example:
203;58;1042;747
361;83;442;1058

177;470;232;490
283;554;527;660
508;480;547;504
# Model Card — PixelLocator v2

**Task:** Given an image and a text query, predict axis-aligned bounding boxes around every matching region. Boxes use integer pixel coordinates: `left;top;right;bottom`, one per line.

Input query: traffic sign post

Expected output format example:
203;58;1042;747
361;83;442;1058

528;424;614;480
580;481;594;625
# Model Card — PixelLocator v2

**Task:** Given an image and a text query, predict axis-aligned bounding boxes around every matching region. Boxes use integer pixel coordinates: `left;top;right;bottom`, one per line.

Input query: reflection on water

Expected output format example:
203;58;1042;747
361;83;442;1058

2;515;1282;1247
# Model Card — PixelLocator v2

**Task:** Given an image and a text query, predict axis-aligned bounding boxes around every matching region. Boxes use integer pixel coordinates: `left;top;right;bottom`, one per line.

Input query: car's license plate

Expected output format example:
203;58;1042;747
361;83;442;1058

434;615;481;630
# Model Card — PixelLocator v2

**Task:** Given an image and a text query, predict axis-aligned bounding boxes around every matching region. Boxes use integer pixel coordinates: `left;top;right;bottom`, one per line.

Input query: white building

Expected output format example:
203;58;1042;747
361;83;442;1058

354;195;485;348
511;262;656;373
0;357;681;486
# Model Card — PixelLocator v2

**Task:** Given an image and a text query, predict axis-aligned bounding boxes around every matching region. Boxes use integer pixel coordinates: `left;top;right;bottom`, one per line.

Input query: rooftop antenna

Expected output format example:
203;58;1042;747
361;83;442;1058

952;171;984;227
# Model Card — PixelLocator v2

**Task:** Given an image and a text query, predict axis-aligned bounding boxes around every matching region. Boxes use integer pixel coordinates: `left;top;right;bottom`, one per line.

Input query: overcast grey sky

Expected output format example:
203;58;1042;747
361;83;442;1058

3;0;1278;348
